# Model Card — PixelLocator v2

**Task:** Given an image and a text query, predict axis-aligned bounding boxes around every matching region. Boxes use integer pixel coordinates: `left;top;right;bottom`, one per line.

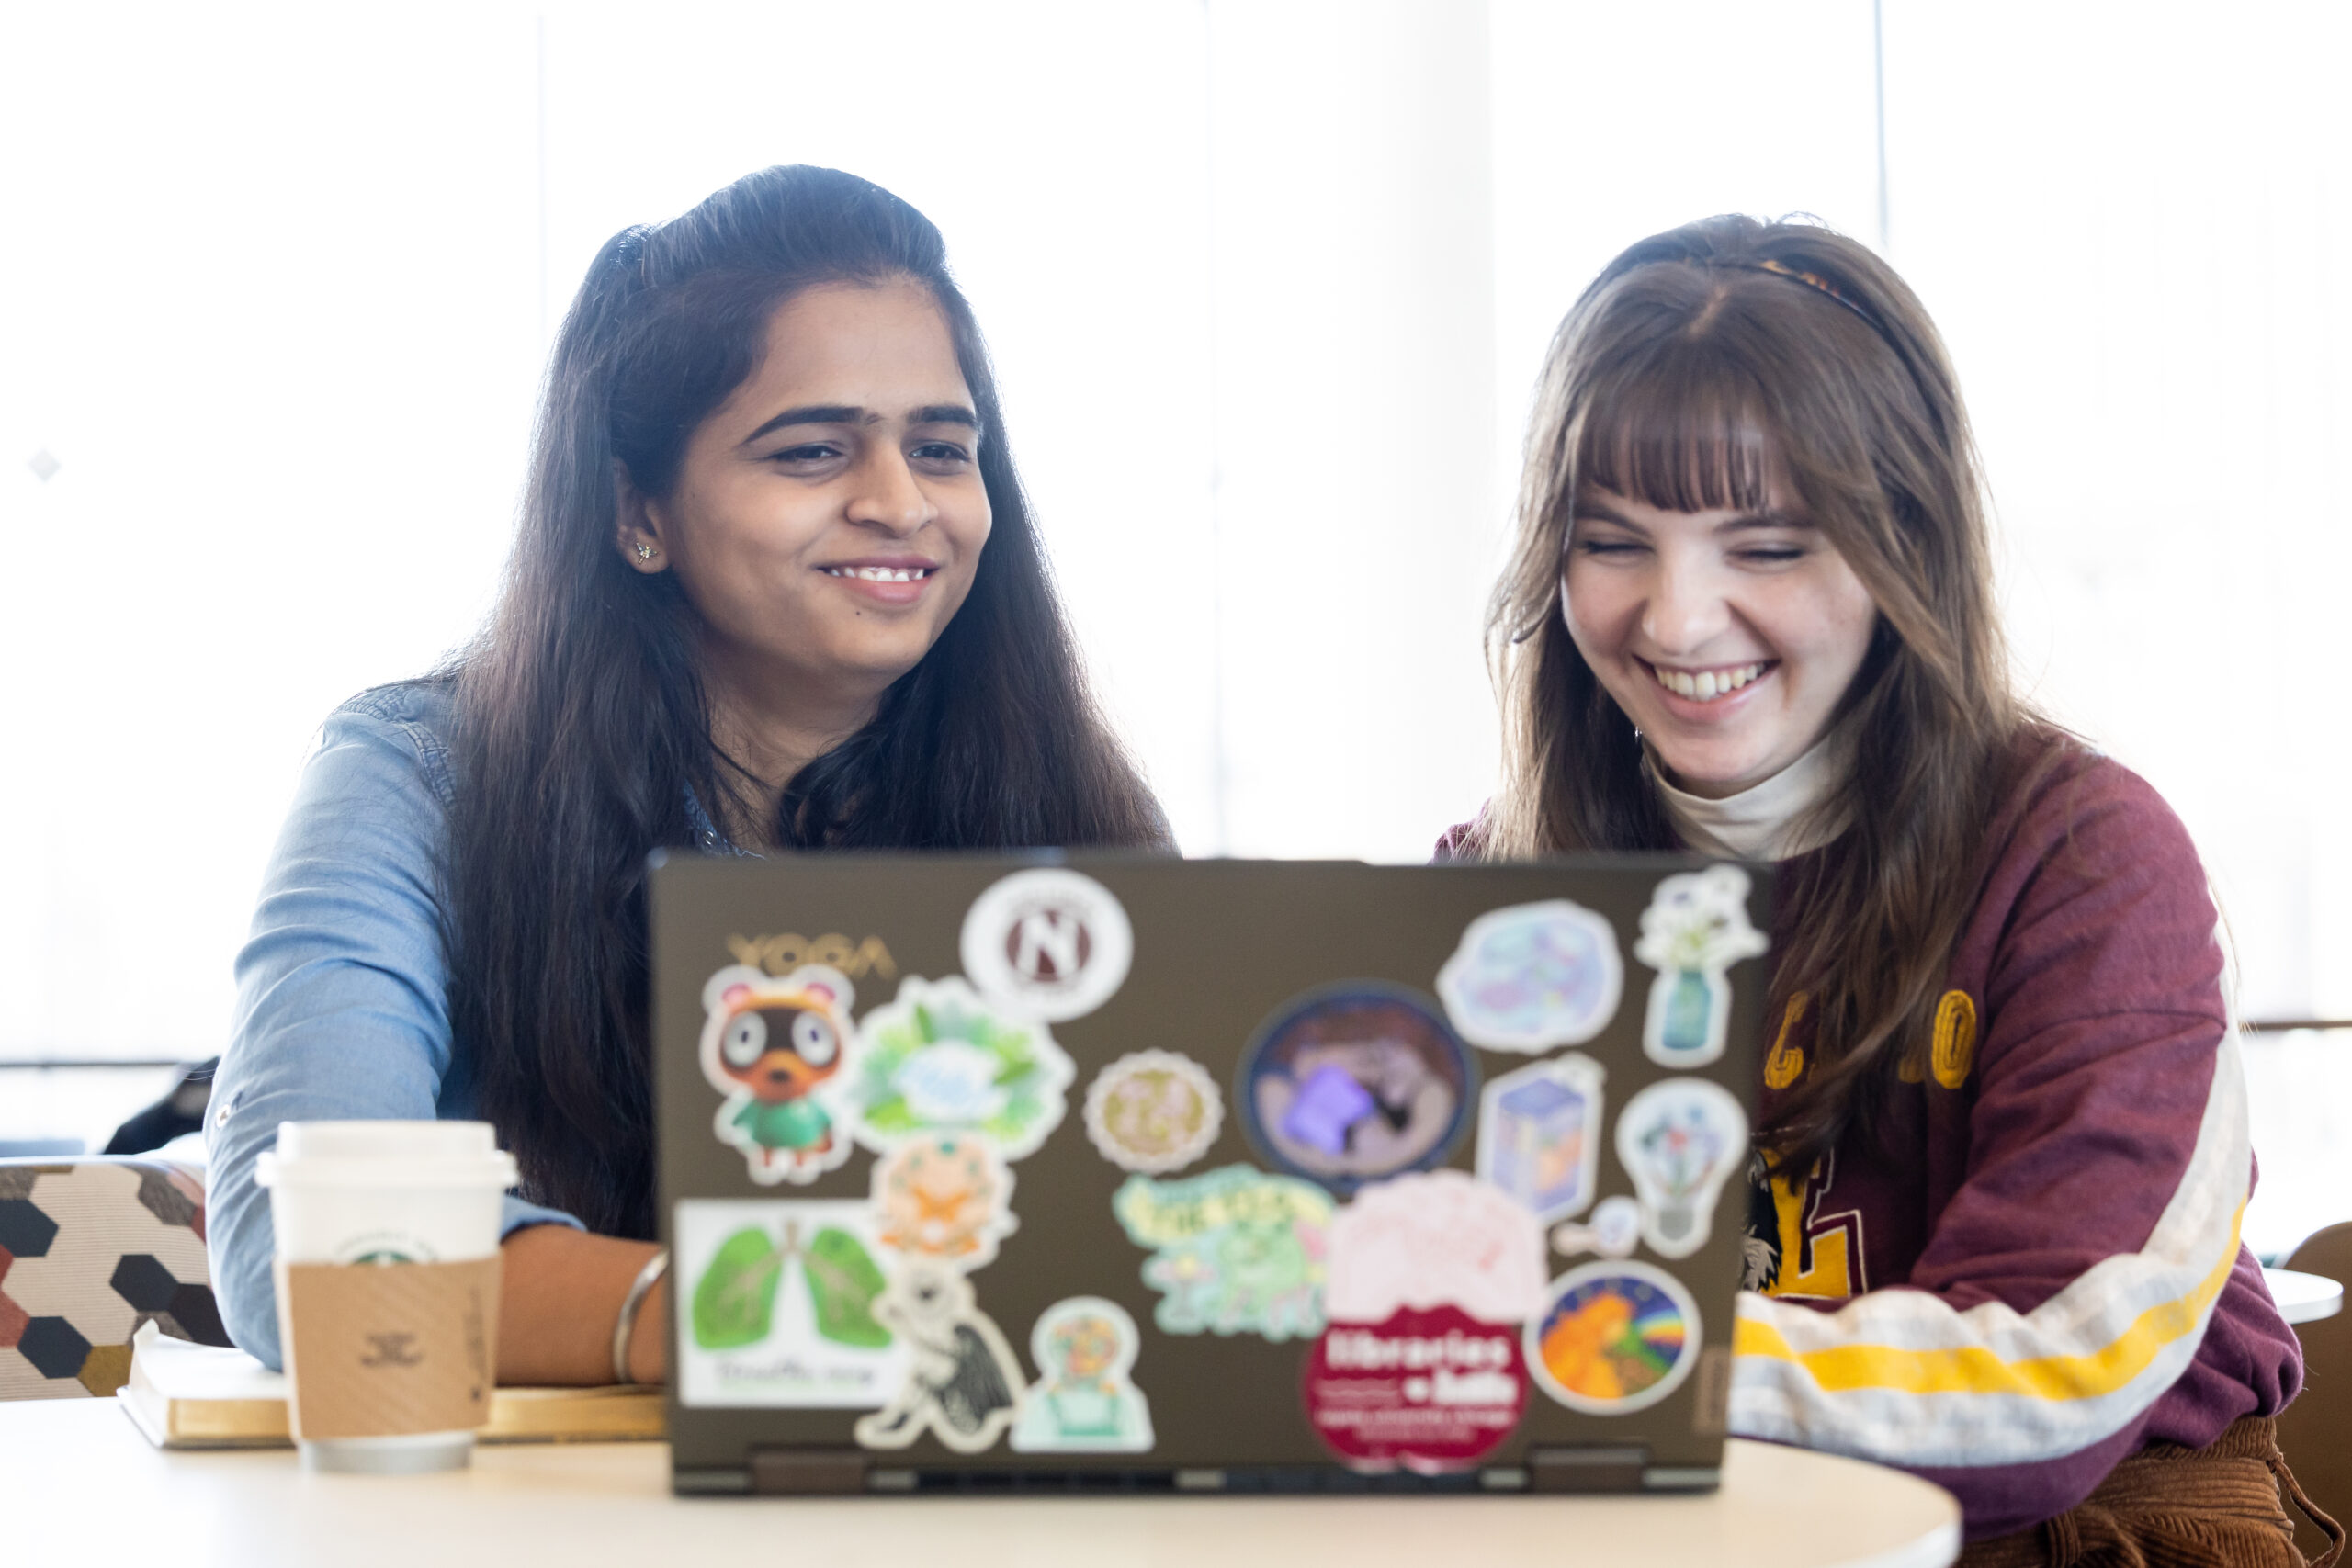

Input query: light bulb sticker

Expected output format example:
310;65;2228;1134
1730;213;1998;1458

673;1198;910;1410
1323;1169;1547;1325
1613;1079;1748;1260
846;975;1074;1161
1083;1049;1223;1174
698;964;861;1186
1436;899;1623;1052
1633;866;1770;1069
1011;1296;1155;1453
961;868;1134;1023
1237;983;1476;1194
1551;1194;1642;1261
854;1260;1025;1453
869;1132;1018;1272
1526;1260;1702;1416
1475;1054;1606;1223
1113;1165;1333;1341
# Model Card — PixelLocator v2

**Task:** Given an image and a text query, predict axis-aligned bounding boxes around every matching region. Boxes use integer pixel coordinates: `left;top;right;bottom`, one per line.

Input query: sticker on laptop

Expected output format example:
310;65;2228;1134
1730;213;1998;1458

1306;1303;1527;1474
1634;866;1770;1069
1550;1194;1642;1261
1113;1165;1331;1342
1436;900;1623;1051
1011;1295;1155;1453
1614;1078;1748;1260
1323;1170;1546;1325
1475;1054;1606;1223
848;975;1074;1161
673;1199;910;1409
1084;1049;1224;1174
699;964;860;1185
1526;1260;1702;1416
853;1260;1025;1453
871;1132;1018;1271
1237;983;1475;1194
961;867;1135;1022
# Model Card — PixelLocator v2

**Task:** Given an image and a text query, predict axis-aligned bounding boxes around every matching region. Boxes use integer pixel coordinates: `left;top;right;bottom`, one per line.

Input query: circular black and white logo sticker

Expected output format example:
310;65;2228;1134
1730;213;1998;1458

960;869;1134;1022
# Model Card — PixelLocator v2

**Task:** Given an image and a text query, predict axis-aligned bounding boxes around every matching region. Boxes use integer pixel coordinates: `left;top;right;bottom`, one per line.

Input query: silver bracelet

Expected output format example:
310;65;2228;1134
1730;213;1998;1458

611;1248;670;1385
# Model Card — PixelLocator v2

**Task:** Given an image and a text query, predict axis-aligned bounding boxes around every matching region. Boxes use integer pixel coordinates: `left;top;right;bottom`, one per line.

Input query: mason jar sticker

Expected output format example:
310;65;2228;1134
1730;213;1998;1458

1634;866;1769;1069
960;869;1135;1023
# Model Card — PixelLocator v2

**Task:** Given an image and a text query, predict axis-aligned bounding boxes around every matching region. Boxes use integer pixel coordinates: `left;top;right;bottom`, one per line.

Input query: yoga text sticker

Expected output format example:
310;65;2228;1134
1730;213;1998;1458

853;1261;1025;1453
1614;1078;1747;1260
673;1199;909;1409
848;975;1074;1161
1011;1296;1155;1453
1634;866;1769;1069
1083;1049;1223;1174
1323;1169;1546;1326
870;1132;1018;1271
1551;1194;1642;1261
1306;1304;1527;1474
1238;984;1475;1193
699;964;859;1186
1475;1054;1606;1223
961;868;1134;1022
1526;1261;1702;1416
1113;1165;1332;1342
1437;900;1623;1052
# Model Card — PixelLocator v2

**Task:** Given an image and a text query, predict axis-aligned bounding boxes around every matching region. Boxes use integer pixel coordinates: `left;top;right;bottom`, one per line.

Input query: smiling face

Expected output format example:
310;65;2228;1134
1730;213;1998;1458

1561;474;1880;799
623;278;991;716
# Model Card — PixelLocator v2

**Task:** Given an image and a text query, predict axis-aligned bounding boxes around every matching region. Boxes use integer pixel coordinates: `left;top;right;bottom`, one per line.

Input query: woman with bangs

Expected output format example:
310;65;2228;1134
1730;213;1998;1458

1446;217;2337;1562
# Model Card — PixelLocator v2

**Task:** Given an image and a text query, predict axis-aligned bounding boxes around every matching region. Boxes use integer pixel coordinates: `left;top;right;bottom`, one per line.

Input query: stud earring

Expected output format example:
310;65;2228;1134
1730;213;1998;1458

634;541;655;563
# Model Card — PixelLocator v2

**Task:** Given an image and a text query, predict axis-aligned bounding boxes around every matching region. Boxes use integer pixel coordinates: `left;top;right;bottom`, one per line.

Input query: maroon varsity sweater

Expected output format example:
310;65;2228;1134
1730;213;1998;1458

1442;735;2302;1540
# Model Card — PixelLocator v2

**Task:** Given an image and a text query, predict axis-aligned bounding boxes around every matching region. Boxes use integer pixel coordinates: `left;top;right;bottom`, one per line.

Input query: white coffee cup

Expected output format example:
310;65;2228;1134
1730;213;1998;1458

256;1120;517;1474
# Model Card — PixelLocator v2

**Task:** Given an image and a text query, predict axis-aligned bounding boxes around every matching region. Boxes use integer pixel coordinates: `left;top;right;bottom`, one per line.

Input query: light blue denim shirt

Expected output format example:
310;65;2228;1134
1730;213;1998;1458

208;681;699;1369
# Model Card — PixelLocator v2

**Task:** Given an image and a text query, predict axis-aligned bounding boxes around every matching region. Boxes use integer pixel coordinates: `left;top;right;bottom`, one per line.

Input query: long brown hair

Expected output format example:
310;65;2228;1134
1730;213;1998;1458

1483;214;2034;1175
442;165;1167;1238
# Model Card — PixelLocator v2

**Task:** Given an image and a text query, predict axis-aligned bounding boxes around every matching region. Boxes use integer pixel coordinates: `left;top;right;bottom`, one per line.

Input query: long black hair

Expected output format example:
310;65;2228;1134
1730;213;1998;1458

443;165;1167;1237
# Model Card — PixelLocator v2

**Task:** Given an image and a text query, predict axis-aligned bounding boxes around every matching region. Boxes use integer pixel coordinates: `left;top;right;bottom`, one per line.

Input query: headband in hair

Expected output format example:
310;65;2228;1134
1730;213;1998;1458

1751;256;1888;338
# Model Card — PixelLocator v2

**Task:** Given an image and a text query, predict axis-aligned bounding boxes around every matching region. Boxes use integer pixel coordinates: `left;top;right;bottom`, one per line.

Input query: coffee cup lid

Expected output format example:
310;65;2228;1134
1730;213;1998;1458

257;1120;517;1189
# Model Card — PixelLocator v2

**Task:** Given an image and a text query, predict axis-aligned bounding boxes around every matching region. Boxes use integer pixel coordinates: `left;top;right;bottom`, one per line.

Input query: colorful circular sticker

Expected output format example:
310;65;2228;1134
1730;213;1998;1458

1084;1050;1223;1174
961;868;1135;1022
1305;1304;1527;1474
1238;983;1475;1193
1525;1261;1701;1416
1437;899;1623;1051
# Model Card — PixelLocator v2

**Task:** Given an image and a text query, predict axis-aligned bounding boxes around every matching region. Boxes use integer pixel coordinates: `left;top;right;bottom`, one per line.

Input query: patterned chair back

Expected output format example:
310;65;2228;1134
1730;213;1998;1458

0;1156;231;1400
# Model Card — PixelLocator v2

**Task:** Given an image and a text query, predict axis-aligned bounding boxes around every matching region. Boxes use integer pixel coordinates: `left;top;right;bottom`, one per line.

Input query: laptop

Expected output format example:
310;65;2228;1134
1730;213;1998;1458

649;852;1771;1496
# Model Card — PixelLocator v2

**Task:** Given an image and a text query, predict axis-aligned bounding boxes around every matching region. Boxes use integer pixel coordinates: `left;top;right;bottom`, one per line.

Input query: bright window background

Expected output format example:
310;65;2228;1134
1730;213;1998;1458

4;0;2346;1257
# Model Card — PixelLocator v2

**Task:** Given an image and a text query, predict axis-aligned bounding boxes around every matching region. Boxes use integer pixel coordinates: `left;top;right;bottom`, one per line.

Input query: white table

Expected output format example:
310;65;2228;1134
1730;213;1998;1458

2264;1267;2344;1325
0;1400;1959;1568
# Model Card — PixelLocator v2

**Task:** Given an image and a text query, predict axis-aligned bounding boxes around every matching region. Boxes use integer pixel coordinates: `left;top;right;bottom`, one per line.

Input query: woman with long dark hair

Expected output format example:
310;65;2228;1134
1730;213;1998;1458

1450;217;2335;1562
209;165;1167;1382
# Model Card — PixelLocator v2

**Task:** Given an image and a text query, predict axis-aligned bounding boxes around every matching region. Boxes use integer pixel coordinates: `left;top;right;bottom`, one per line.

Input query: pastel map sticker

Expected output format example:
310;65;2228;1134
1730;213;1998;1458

673;1199;910;1410
854;1262;1025;1454
870;1132;1018;1271
847;975;1074;1161
1012;1296;1155;1453
960;868;1135;1023
698;964;859;1185
1633;866;1770;1069
1306;1304;1527;1474
1238;984;1475;1193
1551;1194;1642;1261
1083;1050;1223;1174
1436;900;1623;1052
1614;1078;1748;1260
1475;1054;1606;1223
1113;1165;1332;1342
1322;1169;1546;1325
1525;1261;1702;1416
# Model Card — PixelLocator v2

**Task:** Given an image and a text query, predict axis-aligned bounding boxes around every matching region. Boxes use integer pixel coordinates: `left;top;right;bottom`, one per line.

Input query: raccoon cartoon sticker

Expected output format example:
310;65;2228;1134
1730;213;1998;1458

700;964;859;1185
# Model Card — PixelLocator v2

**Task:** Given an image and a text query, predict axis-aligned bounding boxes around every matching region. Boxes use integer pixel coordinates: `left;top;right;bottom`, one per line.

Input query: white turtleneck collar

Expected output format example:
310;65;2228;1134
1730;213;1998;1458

1651;731;1848;863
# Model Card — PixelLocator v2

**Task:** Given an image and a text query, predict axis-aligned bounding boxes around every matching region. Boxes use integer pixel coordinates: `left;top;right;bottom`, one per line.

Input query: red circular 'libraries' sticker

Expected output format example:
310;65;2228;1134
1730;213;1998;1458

1304;1304;1527;1473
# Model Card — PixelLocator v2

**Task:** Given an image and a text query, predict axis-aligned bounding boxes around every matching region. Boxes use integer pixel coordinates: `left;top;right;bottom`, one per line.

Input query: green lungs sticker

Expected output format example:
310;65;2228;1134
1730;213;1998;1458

692;1221;889;1351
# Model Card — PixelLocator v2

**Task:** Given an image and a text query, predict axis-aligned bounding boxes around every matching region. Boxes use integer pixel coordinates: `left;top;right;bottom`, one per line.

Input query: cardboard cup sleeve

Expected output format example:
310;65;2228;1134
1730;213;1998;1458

275;1257;503;1440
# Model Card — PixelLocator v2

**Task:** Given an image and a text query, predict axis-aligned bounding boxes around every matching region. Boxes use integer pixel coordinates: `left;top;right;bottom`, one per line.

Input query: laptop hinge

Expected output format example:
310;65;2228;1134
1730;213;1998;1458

747;1447;868;1495
1525;1444;1650;1494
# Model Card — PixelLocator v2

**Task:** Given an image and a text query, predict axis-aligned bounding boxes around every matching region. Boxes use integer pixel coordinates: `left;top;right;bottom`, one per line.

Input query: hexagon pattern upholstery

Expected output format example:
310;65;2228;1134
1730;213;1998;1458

0;1157;231;1400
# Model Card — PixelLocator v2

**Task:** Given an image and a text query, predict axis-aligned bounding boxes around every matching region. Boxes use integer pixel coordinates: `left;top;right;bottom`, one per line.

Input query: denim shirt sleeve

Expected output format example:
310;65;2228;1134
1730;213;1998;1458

205;686;582;1371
